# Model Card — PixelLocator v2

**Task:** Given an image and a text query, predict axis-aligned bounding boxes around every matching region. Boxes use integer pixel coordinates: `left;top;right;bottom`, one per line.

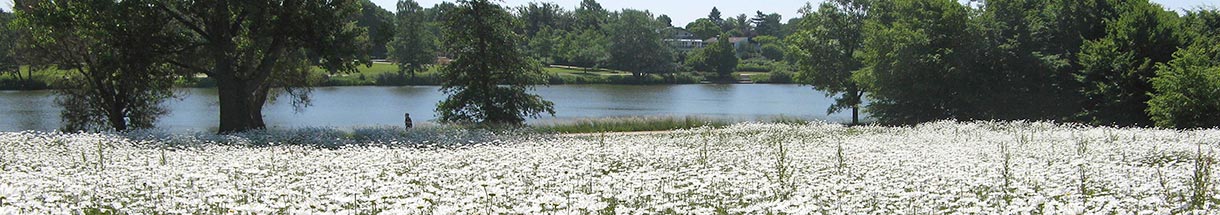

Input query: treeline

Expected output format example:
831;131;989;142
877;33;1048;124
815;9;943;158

0;0;800;132
373;0;795;81
787;0;1220;129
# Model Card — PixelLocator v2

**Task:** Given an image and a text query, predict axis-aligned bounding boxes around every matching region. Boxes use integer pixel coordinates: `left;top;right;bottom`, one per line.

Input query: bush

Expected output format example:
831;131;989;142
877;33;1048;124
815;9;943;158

372;73;443;86
736;59;772;72
1148;40;1220;128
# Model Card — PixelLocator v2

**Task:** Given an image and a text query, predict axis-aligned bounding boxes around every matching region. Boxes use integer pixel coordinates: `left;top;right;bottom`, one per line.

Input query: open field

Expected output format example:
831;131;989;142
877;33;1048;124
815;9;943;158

1;121;1217;214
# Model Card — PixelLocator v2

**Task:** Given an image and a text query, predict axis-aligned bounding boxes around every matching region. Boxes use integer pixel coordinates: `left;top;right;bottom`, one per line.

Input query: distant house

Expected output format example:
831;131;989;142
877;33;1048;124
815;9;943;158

666;27;697;39
665;39;706;54
662;27;705;54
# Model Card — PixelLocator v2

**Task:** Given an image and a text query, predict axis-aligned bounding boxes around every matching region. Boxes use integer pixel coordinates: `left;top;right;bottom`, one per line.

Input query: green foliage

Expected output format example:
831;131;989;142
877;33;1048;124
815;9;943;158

356;0;395;59
787;0;869;123
689;34;738;80
0;11;14;76
437;0;554;125
1148;9;1220;129
19;0;182;132
657;15;673;27
388;0;437;80
751;12;783;38
1077;0;1181;126
1148;38;1220;128
158;0;371;133
760;44;784;61
574;0;609;30
517;2;572;37
855;0;974;125
558;29;610;68
607;9;674;77
684;18;721;40
728;14;752;37
749;71;795;84
961;0;1081;121
525;27;562;64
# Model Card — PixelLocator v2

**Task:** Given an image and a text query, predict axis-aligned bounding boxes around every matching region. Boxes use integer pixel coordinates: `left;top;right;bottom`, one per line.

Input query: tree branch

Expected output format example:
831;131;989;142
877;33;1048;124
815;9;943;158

167;60;216;77
153;1;211;40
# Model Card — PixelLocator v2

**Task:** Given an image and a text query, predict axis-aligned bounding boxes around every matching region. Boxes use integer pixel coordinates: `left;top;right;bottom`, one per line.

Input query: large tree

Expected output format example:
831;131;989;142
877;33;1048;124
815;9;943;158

1148;36;1220;128
517;2;570;37
356;0;393;59
685;18;721;40
786;0;869;125
155;0;371;133
388;0;436;79
1076;0;1180;126
855;0;975;125
559;29;609;69
1147;9;1219;128
657;14;673;27
701;34;739;80
607;9;674;78
18;0;183;131
957;0;1079;121
436;0;554;125
751;11;783;38
0;11;17;81
708;7;724;25
574;0;607;30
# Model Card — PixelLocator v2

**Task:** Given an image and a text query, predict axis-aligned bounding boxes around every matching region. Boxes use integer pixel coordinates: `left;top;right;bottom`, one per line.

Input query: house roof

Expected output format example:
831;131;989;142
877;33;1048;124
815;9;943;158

704;37;750;44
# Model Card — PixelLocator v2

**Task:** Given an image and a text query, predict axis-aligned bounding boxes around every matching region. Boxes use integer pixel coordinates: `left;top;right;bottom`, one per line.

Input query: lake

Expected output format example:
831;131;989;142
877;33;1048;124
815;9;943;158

0;84;858;132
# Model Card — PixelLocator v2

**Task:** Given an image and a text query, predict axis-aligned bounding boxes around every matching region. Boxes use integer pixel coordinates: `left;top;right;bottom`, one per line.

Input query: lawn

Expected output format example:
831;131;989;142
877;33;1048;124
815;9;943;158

0;121;1216;213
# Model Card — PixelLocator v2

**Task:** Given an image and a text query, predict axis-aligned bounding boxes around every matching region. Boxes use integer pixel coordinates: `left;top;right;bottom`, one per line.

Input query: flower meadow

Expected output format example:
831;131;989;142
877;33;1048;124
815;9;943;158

0;121;1218;214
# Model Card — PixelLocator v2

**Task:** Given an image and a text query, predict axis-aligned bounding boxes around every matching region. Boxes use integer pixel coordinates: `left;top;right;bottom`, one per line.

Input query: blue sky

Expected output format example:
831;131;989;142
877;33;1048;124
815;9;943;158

2;0;1216;25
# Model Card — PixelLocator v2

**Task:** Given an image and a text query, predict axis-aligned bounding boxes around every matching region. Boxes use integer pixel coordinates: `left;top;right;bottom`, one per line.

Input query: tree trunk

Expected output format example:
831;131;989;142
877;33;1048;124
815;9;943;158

851;86;863;126
106;106;128;132
852;103;859;126
216;78;268;133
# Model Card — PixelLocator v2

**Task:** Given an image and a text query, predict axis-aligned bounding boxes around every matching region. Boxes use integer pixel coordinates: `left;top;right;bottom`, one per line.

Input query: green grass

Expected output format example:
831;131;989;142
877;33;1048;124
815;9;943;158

529;116;820;134
0;66;72;90
531;116;733;133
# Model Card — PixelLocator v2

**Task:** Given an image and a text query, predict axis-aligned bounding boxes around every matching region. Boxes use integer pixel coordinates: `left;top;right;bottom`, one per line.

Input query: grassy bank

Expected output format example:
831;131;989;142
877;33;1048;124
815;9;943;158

532;116;733;133
1;121;1216;213
531;116;818;134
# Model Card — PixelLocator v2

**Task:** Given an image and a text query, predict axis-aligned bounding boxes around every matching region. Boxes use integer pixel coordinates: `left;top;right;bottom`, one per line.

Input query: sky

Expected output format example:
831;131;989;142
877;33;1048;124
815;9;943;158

1;0;1216;25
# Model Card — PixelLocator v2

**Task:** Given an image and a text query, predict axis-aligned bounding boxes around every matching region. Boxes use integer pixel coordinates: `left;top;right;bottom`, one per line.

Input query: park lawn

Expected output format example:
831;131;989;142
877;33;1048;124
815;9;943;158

0;66;74;90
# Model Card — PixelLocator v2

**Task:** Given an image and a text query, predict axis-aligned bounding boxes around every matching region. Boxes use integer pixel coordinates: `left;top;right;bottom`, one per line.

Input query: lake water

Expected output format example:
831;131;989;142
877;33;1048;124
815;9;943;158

0;85;858;132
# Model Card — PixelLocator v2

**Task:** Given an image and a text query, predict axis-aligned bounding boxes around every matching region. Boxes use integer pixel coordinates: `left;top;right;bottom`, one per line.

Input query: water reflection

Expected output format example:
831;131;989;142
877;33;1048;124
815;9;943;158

0;85;857;132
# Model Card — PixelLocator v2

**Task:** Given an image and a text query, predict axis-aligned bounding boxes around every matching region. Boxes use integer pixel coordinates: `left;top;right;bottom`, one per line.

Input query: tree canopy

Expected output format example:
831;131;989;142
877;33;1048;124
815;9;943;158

388;0;436;79
436;0;554;125
1147;10;1220;128
17;0;184;131
156;0;371;133
787;0;870;125
607;9;674;78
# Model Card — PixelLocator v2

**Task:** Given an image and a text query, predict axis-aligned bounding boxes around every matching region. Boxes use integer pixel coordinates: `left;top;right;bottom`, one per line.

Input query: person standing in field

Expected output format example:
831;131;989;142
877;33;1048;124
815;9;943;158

404;113;413;129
